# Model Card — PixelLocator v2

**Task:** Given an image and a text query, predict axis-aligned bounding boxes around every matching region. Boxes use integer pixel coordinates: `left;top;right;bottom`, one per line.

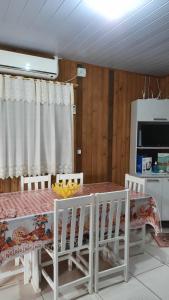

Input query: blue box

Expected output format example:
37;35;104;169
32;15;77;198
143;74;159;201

137;155;152;174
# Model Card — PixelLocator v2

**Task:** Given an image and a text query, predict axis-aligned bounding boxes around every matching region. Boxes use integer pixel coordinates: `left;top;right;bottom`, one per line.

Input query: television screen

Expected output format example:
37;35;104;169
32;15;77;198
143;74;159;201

138;122;169;147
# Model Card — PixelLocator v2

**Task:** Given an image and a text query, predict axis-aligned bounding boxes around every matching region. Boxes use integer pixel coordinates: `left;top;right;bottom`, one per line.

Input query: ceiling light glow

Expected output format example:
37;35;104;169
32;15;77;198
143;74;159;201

85;0;142;20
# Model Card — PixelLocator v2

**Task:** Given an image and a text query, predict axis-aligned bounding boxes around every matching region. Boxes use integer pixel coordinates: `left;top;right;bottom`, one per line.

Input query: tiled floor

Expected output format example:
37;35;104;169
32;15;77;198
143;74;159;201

1;231;169;300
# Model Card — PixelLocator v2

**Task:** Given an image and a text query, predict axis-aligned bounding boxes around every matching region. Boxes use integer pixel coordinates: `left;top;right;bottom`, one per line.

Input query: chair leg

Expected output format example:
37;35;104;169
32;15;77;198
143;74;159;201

124;265;129;282
15;257;20;266
114;240;119;258
24;253;31;284
54;288;59;300
102;245;108;260
88;248;93;294
94;249;99;293
54;253;59;300
68;259;73;271
38;250;42;283
31;250;41;293
76;250;80;263
141;225;146;252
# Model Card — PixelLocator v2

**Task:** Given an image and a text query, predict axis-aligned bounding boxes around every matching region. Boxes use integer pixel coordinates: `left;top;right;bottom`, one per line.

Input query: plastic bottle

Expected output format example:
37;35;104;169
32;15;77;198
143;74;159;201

153;161;158;173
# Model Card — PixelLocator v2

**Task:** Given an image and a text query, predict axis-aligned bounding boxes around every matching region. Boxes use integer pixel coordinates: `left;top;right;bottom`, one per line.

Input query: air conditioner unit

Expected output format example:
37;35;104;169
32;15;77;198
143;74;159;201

0;50;59;80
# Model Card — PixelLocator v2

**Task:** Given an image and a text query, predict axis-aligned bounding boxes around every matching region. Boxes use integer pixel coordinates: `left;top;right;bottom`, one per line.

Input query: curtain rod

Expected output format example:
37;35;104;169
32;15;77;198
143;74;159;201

1;74;78;88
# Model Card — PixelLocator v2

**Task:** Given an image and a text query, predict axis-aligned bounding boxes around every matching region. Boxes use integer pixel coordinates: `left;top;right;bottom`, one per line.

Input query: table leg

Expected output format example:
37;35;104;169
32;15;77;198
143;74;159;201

24;253;32;284
31;250;41;293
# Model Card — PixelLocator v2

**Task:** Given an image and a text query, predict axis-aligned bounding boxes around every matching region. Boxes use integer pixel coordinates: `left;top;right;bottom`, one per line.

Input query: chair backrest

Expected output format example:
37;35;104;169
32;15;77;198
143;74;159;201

95;190;129;244
125;174;145;193
20;175;51;191
54;194;94;254
56;172;83;186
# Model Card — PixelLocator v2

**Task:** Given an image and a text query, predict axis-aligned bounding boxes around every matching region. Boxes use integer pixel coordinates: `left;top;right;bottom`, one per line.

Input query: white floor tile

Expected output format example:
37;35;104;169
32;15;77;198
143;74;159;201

41;284;96;300
0;282;42;300
129;252;163;276
77;294;101;300
42;289;101;300
145;242;169;264
98;277;159;300
137;265;169;300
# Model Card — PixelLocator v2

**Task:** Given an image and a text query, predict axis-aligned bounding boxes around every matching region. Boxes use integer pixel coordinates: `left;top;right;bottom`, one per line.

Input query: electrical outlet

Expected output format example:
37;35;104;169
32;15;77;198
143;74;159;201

77;67;86;77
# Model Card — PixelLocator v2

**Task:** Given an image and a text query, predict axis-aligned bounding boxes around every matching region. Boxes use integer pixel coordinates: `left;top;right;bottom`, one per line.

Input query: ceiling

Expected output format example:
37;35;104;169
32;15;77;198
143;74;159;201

1;0;169;75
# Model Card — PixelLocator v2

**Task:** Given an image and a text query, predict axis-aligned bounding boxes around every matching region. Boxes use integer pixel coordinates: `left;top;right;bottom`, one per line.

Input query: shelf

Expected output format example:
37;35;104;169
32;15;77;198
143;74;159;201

136;173;169;178
137;147;169;150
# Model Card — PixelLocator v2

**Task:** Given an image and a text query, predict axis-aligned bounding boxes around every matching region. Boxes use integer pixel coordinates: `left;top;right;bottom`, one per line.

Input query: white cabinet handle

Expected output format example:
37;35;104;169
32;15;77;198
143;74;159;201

147;179;160;182
153;118;168;121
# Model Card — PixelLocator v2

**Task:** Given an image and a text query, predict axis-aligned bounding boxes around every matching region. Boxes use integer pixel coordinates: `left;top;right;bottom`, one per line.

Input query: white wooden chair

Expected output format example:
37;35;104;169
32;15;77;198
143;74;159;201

125;174;145;194
21;174;51;191
41;194;94;300
56;172;83;185
125;174;146;251
56;173;84;272
20;175;51;285
94;190;129;292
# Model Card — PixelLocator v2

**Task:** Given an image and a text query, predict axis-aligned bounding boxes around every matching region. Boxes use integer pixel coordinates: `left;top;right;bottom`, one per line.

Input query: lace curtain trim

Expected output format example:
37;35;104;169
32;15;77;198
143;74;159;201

0;74;73;105
0;164;73;179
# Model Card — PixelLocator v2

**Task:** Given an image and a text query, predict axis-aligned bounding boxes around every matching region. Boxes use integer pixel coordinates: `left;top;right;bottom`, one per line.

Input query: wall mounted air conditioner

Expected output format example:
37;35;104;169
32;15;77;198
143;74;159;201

0;50;58;80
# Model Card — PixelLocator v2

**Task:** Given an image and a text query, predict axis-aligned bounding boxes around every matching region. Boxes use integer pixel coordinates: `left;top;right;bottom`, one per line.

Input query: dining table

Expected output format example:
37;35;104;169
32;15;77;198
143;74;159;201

0;182;161;292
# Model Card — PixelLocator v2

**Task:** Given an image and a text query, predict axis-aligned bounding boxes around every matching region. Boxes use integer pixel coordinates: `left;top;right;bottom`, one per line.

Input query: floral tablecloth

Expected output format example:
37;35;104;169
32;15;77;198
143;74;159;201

0;182;161;265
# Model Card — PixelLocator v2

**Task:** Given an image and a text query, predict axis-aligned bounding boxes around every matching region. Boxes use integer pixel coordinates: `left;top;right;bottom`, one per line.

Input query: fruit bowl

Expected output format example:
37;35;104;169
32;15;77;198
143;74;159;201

52;181;80;198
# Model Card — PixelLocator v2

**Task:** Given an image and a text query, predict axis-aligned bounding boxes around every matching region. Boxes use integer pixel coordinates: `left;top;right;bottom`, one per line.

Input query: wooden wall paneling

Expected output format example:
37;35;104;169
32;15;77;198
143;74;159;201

81;63;110;183
116;71;127;184
0;178;12;193
91;66;109;182
81;64;93;183
115;71;122;184
121;72;128;184
57;59;77;83
76;66;83;173
10;177;20;192
160;77;167;98
112;70;161;185
112;71;119;184
92;65;109;182
101;68;110;182
160;76;169;98
107;70;114;182
91;66;100;182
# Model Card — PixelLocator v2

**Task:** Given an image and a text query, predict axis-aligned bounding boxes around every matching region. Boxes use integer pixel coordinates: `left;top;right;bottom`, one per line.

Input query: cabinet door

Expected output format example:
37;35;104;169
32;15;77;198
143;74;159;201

145;178;162;216
161;178;169;221
136;100;169;121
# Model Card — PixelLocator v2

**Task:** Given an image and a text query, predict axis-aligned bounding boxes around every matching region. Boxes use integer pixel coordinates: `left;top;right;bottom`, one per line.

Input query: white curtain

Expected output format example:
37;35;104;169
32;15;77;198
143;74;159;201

0;74;74;179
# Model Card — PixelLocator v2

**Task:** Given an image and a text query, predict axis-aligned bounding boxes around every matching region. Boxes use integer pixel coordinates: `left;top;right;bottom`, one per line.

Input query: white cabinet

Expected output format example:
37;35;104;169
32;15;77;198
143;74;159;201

145;177;169;221
161;178;169;220
130;99;169;221
130;99;169;175
136;99;169;122
145;178;162;217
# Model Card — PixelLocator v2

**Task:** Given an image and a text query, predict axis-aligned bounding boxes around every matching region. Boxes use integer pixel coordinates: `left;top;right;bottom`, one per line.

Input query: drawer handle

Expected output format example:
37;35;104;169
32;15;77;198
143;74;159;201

153;118;168;121
147;179;160;182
